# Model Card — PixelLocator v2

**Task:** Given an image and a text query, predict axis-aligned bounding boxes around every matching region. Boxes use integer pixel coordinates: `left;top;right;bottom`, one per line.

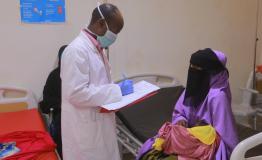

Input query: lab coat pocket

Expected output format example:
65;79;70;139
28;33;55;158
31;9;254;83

77;108;96;122
76;120;99;150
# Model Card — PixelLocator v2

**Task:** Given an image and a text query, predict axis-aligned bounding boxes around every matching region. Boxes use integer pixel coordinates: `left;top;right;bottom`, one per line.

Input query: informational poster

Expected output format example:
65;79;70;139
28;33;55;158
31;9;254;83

20;0;66;23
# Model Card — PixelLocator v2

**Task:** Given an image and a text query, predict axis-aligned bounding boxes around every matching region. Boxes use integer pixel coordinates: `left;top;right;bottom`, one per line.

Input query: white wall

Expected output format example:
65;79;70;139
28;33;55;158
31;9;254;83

0;0;99;100
109;0;258;103
0;0;258;104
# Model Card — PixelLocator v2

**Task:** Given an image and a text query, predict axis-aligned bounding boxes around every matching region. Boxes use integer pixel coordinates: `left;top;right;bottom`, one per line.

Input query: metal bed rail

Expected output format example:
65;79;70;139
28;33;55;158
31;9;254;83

116;123;142;156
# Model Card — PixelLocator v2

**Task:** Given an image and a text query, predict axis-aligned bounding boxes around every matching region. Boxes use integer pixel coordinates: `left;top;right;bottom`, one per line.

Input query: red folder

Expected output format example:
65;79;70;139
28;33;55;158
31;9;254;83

100;91;158;113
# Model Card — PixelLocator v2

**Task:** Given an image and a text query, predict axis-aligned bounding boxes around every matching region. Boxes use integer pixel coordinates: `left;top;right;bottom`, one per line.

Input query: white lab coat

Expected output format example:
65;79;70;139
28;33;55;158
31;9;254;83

61;31;122;160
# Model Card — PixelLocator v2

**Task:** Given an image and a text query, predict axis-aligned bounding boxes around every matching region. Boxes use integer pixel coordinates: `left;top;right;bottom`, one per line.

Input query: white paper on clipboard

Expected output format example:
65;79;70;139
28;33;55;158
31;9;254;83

101;81;160;111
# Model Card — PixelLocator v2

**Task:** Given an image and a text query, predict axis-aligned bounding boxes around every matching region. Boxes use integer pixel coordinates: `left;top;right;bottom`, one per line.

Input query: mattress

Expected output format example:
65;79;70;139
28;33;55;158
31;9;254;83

0;109;58;160
117;86;184;142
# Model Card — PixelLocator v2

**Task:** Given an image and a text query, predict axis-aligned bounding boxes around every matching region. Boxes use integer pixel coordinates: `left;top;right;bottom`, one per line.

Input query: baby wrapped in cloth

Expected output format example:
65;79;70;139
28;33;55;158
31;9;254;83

141;122;220;160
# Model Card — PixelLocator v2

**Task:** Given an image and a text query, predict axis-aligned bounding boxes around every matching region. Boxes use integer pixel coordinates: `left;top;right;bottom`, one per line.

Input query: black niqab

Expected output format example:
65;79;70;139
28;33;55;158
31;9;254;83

183;48;226;107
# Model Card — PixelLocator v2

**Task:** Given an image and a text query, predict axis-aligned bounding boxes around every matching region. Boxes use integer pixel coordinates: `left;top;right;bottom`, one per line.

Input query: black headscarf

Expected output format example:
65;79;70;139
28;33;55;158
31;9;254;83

183;48;226;107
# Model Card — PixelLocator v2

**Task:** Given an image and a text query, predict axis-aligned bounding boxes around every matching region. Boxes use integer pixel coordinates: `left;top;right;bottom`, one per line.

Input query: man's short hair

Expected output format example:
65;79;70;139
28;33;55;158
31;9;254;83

90;3;119;25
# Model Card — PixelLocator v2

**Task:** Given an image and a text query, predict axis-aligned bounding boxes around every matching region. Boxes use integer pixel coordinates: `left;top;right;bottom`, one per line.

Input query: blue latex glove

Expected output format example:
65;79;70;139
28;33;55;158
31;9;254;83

118;79;134;96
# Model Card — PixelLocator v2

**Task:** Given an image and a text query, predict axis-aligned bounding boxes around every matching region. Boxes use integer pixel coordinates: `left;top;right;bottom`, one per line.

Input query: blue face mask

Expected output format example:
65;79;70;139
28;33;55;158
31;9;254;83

97;3;117;48
97;30;117;48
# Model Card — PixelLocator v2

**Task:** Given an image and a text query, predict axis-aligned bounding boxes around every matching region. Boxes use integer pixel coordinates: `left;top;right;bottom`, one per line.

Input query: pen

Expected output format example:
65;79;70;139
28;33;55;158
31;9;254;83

122;72;127;85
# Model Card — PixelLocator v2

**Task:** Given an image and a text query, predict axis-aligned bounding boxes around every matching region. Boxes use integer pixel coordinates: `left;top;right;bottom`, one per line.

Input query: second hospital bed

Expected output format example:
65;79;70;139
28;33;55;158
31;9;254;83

0;86;60;160
0;109;59;160
115;75;262;159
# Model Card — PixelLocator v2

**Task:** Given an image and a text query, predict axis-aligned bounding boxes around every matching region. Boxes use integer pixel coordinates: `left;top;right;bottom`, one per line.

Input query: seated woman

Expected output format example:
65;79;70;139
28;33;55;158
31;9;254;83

39;45;67;159
137;48;238;160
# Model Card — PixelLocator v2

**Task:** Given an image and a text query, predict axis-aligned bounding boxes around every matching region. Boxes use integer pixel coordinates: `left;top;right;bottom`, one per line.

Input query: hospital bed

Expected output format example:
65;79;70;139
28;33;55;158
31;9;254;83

0;86;37;112
0;86;61;160
115;74;181;156
115;75;262;159
231;132;262;160
0;109;59;160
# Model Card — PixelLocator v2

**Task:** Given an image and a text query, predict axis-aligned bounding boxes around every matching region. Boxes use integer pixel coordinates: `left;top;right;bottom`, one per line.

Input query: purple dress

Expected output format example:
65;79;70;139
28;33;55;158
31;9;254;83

137;50;238;160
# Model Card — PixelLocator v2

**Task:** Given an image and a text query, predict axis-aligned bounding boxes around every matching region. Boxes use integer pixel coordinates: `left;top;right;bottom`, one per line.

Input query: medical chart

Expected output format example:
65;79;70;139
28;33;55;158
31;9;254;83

101;81;160;111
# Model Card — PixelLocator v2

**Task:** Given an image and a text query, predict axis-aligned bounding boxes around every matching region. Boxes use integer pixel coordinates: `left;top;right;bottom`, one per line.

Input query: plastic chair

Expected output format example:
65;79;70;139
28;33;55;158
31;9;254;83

0;86;37;113
232;71;259;130
232;88;258;130
252;72;262;122
240;71;262;129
